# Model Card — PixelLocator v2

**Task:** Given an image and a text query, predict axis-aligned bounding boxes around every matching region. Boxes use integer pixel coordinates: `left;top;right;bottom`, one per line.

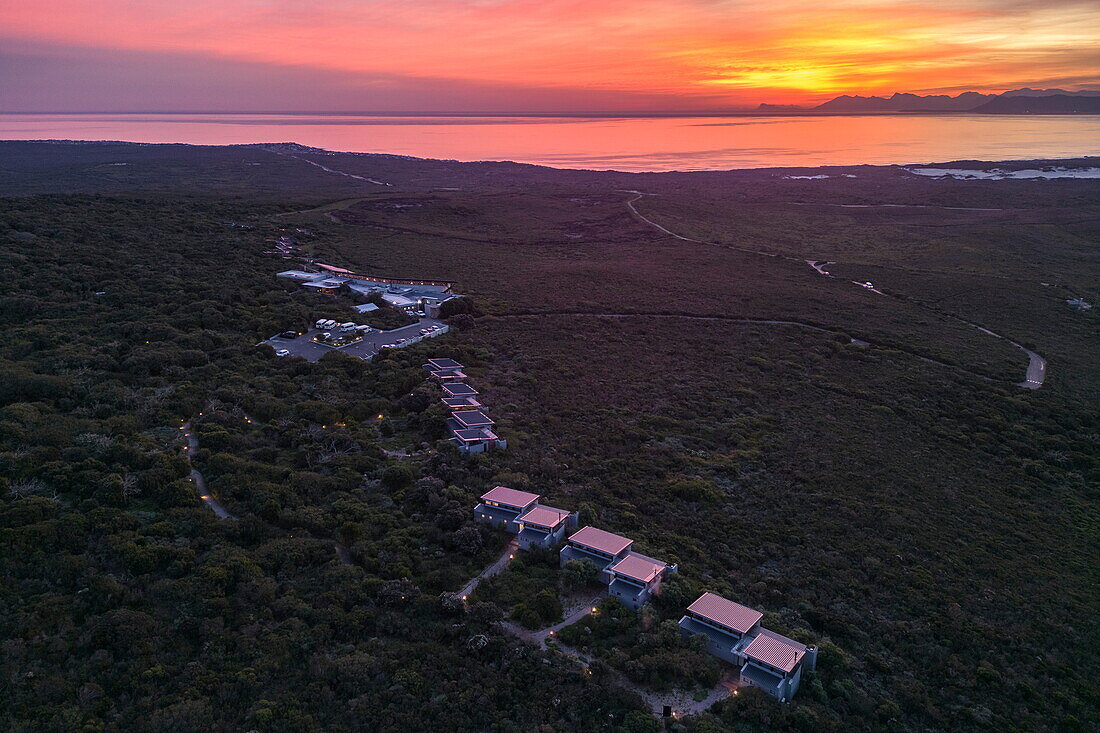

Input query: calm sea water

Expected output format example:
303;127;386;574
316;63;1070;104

2;113;1098;172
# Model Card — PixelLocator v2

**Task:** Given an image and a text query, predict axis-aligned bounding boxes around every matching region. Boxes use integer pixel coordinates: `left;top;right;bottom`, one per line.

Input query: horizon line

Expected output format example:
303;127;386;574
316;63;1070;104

5;109;1093;118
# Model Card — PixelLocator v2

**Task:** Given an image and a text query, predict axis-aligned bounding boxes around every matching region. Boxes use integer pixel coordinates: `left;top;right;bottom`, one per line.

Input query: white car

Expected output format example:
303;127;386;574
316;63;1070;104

275;349;290;357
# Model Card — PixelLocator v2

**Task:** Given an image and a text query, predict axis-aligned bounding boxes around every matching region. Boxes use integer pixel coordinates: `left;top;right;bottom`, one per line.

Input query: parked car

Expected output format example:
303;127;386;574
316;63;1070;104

279;330;298;339
275;349;290;357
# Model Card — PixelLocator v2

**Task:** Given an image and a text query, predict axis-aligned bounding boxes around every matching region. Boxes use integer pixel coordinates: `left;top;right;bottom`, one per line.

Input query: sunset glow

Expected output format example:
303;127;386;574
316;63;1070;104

1;0;1098;111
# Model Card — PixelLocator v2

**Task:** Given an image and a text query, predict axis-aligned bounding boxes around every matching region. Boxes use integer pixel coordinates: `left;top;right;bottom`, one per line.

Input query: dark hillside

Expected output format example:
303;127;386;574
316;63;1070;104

0;141;1096;731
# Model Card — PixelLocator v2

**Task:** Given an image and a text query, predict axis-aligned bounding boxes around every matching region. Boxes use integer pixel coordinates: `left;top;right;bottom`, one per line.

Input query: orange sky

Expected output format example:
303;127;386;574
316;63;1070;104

1;0;1098;111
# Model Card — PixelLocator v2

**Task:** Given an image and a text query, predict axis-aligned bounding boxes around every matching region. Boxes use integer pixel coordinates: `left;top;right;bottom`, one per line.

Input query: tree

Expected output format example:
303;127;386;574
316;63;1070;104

531;589;562;625
381;464;413;490
561;558;600;590
451;526;483;554
510;603;542;629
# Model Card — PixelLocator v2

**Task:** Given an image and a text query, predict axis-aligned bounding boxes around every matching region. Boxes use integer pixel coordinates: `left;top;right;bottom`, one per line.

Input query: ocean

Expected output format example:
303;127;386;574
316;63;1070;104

2;113;1098;172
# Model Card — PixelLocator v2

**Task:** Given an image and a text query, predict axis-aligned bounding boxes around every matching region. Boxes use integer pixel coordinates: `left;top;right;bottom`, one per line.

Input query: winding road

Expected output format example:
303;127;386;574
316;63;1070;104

268;149;392;186
488;312;1055;387
181;422;237;520
625;194;1047;388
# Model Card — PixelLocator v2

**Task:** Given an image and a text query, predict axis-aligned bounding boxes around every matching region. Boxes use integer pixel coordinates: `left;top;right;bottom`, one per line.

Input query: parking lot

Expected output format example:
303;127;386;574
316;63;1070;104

264;318;448;362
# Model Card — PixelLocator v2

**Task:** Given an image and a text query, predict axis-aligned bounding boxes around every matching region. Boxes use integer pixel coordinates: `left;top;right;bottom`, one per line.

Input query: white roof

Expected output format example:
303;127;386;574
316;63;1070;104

686;593;763;635
480;486;539;509
609;553;666;583
743;630;807;673
383;293;416;307
517;505;571;529
567;526;633;556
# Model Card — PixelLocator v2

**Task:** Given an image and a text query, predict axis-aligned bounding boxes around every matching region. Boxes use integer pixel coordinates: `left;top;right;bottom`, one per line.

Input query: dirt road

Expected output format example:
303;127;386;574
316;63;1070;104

625;194;1047;388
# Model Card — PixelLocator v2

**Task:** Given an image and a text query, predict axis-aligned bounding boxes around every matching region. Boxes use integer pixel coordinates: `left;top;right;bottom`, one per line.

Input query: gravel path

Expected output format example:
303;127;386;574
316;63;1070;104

457;539;518;599
181;422;237;520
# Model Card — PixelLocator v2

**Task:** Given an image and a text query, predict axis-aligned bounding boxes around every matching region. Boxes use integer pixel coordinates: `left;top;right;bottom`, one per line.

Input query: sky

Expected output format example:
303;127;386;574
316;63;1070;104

1;0;1098;112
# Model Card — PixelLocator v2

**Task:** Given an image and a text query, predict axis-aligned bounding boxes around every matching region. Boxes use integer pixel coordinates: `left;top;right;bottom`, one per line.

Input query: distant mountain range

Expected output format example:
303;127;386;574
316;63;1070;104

756;88;1100;114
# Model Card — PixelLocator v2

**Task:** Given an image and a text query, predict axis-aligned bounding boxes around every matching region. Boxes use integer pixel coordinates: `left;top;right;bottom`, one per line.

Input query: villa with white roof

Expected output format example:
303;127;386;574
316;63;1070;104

679;592;816;703
423;358;467;383
439;382;484;411
447;409;507;455
516;504;578;549
607;551;675;610
473;487;577;548
474;486;540;530
560;526;676;610
560;526;633;581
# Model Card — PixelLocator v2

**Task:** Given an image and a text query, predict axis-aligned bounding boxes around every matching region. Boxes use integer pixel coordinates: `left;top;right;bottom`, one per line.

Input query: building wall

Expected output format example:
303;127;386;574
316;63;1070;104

517;524;566;550
739;661;803;703
609;577;653;611
473;503;521;531
678;616;744;665
559;545;616;582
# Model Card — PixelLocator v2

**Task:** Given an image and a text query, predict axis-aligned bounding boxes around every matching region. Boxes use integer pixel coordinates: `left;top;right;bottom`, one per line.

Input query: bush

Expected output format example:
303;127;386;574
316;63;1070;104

561;558;600;590
510;602;542;629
